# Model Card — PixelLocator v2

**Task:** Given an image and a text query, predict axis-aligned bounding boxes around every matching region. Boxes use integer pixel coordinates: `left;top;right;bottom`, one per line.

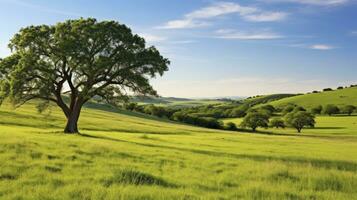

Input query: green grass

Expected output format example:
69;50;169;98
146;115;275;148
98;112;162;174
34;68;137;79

261;87;357;109
1;102;357;199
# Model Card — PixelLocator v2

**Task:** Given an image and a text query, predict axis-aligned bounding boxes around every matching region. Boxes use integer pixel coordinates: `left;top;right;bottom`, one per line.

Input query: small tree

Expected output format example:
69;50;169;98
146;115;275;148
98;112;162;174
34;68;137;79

310;105;323;115
240;112;269;132
269;118;285;129
322;104;340;116
285;111;315;133
340;105;356;116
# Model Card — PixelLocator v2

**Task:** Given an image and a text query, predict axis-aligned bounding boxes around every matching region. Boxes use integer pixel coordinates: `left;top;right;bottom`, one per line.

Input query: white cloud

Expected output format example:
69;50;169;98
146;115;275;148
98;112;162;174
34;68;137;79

309;44;335;50
158;2;287;29
185;2;258;19
243;12;288;22
351;31;357;35
264;0;349;5
157;19;209;29
216;29;283;40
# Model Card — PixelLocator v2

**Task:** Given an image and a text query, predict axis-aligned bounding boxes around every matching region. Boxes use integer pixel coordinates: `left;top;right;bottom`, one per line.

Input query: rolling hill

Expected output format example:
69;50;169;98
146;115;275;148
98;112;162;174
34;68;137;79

260;87;357;109
0;101;357;199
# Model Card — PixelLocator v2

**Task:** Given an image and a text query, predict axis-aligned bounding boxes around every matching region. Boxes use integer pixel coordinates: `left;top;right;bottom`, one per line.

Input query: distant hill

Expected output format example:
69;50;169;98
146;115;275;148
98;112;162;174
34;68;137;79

245;94;297;107
129;96;226;108
262;87;357;109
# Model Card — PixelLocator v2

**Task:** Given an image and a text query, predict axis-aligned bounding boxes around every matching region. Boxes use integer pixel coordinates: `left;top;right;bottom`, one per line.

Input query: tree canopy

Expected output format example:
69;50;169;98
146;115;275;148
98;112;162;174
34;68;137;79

285;111;315;133
0;18;169;133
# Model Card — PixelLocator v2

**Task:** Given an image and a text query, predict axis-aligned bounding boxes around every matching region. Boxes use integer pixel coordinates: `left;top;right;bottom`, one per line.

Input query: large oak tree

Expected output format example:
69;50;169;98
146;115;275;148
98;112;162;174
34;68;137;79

0;18;169;133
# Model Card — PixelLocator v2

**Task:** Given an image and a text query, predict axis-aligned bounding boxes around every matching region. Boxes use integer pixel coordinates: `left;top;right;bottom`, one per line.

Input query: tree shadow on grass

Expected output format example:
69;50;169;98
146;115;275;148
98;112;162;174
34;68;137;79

79;133;357;172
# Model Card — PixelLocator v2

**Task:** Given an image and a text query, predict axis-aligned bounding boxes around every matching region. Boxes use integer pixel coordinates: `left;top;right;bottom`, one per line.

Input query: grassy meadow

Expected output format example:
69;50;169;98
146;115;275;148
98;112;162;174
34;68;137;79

1;102;357;199
261;87;357;109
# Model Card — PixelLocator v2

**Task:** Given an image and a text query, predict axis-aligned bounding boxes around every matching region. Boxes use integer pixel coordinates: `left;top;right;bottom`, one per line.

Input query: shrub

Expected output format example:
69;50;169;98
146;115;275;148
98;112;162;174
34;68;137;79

310;105;323;115
323;88;333;92
340;105;356;116
229;107;246;118
269;118;285;129
282;105;295;115
322;104;340;116
225;122;237;131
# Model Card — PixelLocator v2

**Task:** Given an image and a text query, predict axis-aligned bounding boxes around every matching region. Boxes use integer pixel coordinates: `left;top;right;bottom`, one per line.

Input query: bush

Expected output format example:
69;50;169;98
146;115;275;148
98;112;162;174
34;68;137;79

225;122;237;131
282;105;295;115
340;105;356;116
229;107;246;118
323;88;333;92
285;111;315;133
269;118;285;129
310;105;323;115
337;86;344;90
322;104;340;116
124;102;138;111
293;106;306;112
240;112;269;132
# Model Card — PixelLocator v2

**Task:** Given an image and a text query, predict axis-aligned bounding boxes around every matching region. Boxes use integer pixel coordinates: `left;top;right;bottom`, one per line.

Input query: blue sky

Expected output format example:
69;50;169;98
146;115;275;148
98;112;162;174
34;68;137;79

0;0;356;97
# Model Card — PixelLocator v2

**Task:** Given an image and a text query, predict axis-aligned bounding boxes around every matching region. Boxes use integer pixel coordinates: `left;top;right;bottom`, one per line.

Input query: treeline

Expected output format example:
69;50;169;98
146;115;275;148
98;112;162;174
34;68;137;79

123;103;225;129
123;101;356;133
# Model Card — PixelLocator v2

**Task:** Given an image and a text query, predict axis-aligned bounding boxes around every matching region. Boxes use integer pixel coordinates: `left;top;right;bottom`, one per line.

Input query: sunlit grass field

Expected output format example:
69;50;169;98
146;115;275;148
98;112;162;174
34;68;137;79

1;103;357;199
260;87;357;109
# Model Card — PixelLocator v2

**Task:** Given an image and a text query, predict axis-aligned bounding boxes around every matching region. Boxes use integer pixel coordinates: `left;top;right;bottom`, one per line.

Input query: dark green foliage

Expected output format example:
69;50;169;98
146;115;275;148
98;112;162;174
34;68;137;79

229;107;247;118
124;102;138;111
311;105;323;115
240;112;269;132
225;122;237;131
340;105;356;116
337;86;344;90
282;105;295;115
323;104;340;116
172;112;222;129
0;18;169;133
293;106;306;112
285;111;315;133
269;118;285;129
323;88;333;92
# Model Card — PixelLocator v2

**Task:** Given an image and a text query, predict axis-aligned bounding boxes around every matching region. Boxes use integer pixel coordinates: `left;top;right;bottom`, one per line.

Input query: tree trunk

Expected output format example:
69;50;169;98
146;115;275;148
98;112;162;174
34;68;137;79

64;101;83;134
64;116;78;133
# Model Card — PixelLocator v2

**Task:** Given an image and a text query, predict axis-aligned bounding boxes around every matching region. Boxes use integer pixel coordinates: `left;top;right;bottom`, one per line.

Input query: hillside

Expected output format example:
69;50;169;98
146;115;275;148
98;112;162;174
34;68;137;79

261;87;357;109
130;96;226;108
1;102;357;199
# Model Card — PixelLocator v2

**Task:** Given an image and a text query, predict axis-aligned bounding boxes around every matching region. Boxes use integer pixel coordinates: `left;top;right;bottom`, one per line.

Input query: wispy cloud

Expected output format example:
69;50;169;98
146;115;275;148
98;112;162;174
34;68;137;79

215;29;283;40
309;44;335;50
243;12;288;22
263;0;349;6
351;31;357;35
157;2;287;29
